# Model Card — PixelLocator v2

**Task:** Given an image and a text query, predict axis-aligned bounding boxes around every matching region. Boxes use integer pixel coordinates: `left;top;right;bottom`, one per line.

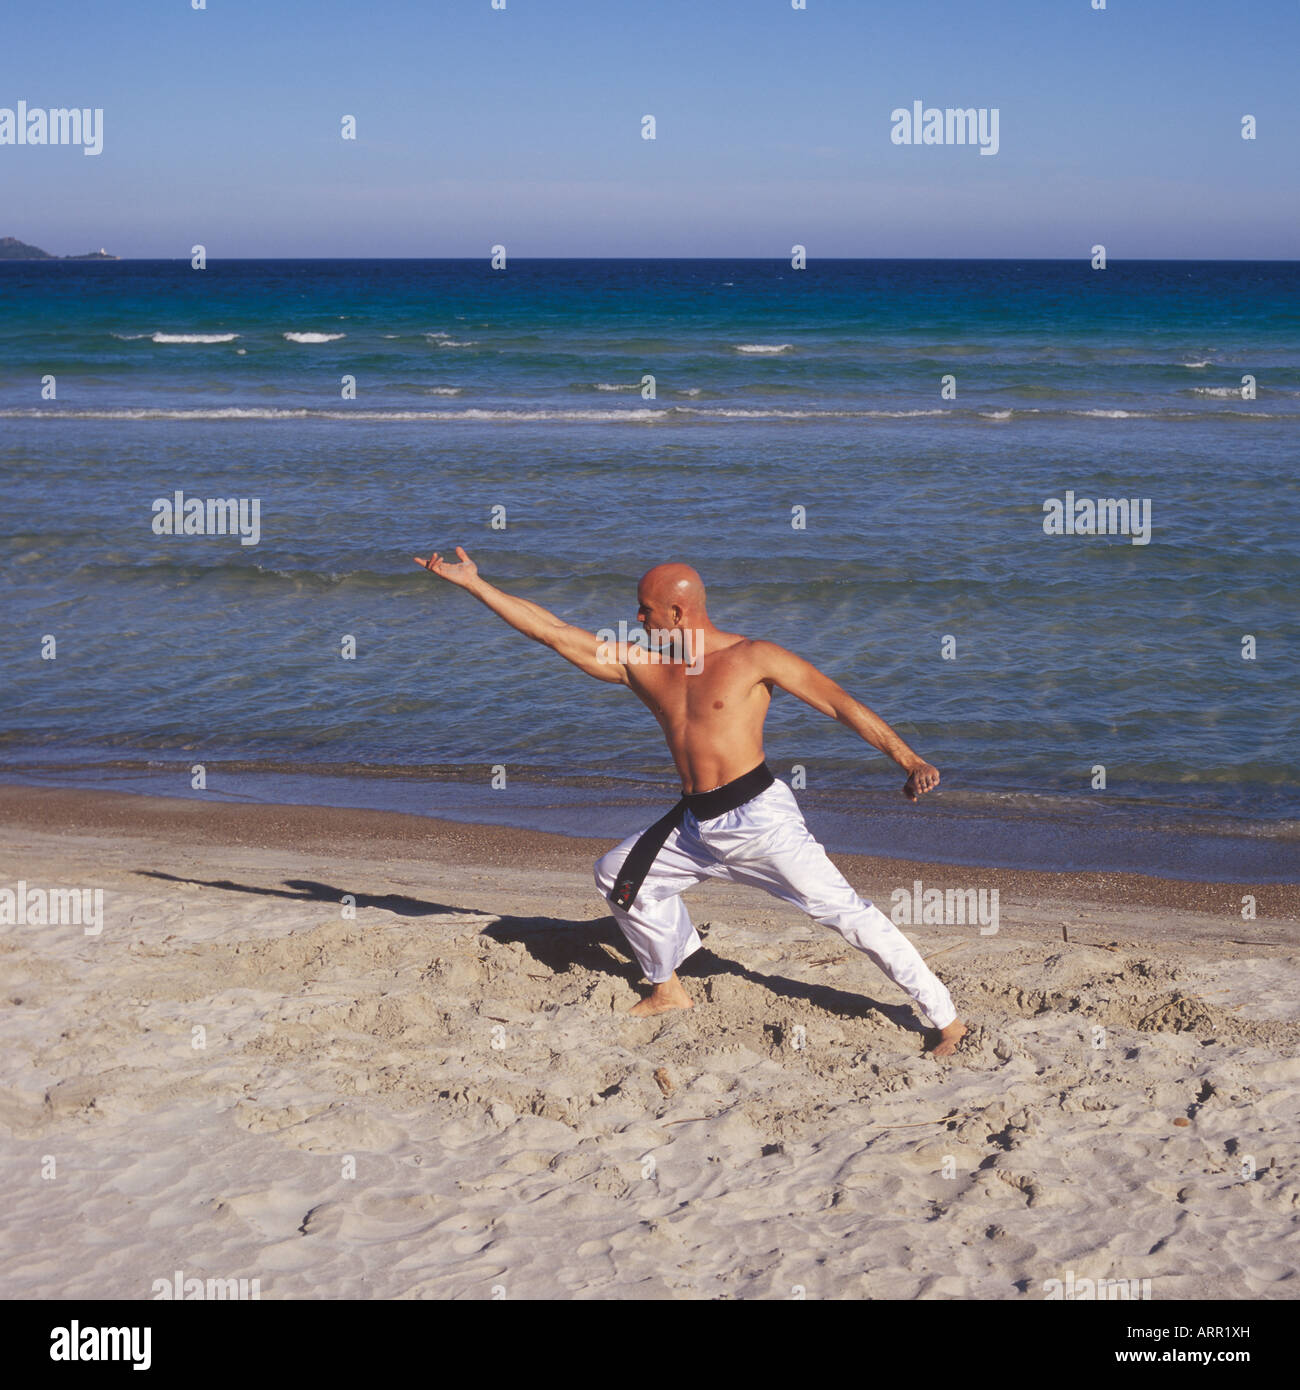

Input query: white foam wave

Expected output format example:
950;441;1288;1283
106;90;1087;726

110;332;150;340
1191;386;1245;398
283;332;346;343
675;407;945;419
595;383;638;392
734;343;793;354
151;332;239;344
9;405;1282;424
980;409;1014;420
0;407;670;423
425;387;462;396
1068;409;1150;418
1181;360;1212;368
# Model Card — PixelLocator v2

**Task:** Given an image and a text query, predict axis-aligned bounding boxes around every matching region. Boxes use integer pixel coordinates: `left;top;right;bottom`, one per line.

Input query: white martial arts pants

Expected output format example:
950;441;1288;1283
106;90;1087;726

593;777;958;1029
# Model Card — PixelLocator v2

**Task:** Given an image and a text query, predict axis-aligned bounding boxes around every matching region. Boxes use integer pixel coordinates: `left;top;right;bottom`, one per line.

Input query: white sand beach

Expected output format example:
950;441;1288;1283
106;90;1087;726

1;787;1297;1300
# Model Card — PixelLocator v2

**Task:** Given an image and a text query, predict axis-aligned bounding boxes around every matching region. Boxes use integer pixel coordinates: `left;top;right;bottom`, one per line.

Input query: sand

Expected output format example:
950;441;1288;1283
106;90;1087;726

1;785;1297;1300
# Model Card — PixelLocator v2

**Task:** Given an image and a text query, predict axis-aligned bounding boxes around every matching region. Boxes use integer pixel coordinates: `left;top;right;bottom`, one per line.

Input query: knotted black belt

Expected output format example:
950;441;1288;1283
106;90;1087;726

607;761;776;911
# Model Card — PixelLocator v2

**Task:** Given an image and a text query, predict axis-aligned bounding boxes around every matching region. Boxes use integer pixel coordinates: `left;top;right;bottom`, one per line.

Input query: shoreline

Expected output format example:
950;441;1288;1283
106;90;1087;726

2;764;1296;887
2;783;1298;927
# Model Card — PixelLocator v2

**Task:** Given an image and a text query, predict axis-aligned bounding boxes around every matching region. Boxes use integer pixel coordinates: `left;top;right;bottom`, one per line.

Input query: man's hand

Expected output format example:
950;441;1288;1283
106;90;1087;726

413;545;478;588
410;545;628;685
903;761;940;802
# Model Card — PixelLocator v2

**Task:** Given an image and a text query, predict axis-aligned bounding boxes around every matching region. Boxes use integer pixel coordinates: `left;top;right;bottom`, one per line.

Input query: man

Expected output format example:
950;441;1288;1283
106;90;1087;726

414;547;967;1057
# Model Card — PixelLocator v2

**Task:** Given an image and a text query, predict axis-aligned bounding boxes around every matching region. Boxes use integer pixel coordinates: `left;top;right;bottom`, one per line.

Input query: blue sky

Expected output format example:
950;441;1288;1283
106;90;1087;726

2;0;1296;258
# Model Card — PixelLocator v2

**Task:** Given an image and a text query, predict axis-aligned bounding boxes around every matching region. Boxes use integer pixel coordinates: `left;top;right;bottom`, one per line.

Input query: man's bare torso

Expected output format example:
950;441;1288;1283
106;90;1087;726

411;544;936;804
625;632;770;793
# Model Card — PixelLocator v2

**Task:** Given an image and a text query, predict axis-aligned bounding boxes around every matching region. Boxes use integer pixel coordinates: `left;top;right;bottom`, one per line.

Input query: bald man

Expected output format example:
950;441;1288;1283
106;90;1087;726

414;547;967;1057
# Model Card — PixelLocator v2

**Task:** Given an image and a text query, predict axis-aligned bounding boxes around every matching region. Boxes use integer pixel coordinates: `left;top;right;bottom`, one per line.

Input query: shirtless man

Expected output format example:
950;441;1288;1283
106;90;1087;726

414;547;967;1057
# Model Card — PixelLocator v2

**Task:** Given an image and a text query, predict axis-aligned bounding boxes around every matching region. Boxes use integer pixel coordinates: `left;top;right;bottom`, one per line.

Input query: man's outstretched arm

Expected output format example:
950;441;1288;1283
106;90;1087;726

413;545;629;685
753;640;940;802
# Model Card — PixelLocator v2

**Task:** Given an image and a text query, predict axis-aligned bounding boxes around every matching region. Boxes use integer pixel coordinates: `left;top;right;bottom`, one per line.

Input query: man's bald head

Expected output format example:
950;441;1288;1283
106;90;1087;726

637;563;709;627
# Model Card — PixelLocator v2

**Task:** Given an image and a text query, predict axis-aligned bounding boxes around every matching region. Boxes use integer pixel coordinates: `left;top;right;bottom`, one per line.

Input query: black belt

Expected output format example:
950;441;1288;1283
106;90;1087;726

607;761;776;911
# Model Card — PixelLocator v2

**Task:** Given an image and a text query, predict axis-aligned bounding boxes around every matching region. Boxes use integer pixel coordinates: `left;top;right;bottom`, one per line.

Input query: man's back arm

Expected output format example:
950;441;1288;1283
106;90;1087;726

752;640;926;774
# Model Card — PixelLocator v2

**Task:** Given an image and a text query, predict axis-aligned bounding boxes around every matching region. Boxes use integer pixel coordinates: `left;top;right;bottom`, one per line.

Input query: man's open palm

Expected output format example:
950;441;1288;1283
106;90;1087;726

413;545;477;587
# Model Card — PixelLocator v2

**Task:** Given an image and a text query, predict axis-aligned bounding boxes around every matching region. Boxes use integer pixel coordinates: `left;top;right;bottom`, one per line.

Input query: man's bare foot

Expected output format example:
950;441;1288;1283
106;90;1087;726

629;973;694;1016
927;1019;967;1057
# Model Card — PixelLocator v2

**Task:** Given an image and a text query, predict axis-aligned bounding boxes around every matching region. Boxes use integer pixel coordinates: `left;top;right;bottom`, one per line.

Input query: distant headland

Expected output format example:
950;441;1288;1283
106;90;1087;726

0;236;118;260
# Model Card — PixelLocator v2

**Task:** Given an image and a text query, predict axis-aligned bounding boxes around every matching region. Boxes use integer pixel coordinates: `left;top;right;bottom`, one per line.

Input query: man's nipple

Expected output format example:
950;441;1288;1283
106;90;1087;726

713;700;724;709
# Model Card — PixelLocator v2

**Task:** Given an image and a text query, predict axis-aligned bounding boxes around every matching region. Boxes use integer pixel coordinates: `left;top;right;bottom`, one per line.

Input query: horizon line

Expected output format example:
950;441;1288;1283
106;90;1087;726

5;254;1298;264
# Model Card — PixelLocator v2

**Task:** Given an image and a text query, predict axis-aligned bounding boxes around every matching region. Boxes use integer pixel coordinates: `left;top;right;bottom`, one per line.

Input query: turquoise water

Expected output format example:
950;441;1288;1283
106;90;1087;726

1;259;1297;878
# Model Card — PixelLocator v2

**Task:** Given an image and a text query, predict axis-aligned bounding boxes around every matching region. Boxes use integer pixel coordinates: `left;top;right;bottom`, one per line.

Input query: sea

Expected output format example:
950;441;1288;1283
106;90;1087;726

1;258;1296;881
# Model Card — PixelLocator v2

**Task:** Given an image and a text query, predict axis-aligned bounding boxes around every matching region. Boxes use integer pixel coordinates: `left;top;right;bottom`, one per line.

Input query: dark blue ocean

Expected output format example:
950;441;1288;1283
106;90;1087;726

1;259;1297;879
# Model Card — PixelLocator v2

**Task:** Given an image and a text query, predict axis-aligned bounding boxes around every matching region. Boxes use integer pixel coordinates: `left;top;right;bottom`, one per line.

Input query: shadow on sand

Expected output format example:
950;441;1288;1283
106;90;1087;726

137;868;926;1038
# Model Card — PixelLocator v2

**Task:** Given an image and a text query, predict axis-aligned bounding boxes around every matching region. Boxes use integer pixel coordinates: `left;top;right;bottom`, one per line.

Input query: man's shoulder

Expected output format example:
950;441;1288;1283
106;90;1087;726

738;637;793;664
740;640;827;686
710;633;776;663
712;638;804;686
